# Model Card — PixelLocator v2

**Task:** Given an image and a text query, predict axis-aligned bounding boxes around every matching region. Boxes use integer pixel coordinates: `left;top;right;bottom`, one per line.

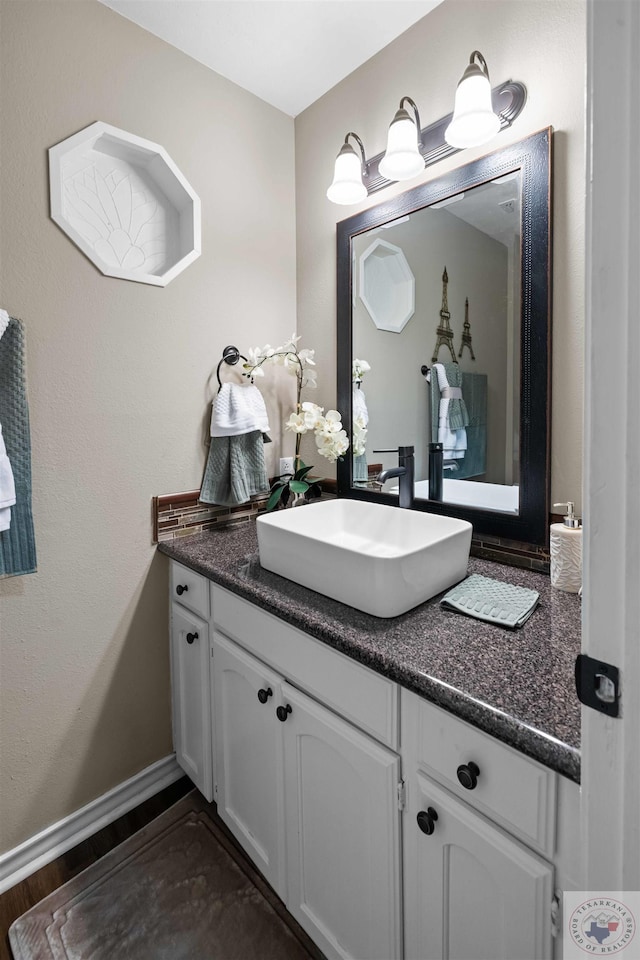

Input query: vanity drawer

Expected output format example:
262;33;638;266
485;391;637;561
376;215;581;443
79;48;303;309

170;561;210;620
401;691;556;857
212;585;399;750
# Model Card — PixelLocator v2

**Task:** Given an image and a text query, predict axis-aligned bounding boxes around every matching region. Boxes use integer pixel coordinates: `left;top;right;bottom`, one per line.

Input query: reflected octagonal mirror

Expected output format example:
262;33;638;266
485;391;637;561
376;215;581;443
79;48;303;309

359;238;416;333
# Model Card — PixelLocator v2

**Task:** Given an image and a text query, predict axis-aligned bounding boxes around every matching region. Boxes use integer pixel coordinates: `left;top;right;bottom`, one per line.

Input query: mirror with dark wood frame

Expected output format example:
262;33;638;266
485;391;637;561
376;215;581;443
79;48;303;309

336;127;552;546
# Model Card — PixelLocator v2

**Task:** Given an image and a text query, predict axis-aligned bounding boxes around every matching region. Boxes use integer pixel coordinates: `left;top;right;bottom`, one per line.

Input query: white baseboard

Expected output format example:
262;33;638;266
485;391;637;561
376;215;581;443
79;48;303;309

0;754;184;895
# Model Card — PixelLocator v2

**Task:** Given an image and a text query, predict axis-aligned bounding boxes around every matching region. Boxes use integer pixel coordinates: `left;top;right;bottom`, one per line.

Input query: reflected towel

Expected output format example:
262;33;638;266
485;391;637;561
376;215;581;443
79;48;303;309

434;363;469;431
431;363;469;461
352;383;369;427
200;430;269;506
441;574;539;629
352;383;369;481
456;372;487;479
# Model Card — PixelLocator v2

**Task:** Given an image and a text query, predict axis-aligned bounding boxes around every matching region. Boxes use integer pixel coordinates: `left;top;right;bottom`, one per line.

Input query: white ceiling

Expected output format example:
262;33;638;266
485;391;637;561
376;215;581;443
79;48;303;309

98;0;443;117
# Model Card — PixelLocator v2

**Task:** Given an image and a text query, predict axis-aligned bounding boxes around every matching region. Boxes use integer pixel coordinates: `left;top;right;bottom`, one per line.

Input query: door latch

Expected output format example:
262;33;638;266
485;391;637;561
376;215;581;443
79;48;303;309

575;654;620;717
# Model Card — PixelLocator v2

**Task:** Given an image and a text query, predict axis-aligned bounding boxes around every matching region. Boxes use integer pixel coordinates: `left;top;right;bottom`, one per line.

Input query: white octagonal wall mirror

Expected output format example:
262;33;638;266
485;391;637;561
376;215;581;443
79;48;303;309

359;238;415;333
49;121;201;287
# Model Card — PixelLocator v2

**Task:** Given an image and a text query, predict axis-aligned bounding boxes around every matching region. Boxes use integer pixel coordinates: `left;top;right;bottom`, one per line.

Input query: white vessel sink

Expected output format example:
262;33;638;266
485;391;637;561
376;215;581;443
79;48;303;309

256;499;472;618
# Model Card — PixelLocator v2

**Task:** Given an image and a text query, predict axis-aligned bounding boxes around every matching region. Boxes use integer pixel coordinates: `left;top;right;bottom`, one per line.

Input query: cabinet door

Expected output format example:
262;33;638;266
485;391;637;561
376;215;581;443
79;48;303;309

282;681;402;960
404;773;553;960
212;632;286;899
170;602;212;801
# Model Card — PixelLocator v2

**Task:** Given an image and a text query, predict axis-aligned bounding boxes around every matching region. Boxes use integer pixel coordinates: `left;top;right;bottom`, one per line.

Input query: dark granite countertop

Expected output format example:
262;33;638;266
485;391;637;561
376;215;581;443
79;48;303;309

159;521;581;782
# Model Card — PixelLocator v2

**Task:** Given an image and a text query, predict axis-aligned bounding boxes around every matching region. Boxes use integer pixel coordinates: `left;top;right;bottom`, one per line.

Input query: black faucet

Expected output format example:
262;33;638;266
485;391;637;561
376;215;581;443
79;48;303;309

374;445;415;509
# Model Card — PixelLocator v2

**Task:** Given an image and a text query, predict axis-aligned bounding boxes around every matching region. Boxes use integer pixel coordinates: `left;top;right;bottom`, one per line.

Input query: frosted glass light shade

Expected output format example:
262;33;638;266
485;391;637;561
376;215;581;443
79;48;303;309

327;144;367;205
445;72;501;149
379;112;425;182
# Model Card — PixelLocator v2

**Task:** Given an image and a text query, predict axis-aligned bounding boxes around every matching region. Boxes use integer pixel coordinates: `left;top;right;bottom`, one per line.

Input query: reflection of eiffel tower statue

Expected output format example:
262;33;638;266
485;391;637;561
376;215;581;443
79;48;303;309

431;267;457;364
458;297;475;360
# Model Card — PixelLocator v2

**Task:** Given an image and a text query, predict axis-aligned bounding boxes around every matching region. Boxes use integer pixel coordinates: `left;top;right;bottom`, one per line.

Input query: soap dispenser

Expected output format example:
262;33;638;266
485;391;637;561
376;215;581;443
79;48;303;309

550;502;582;593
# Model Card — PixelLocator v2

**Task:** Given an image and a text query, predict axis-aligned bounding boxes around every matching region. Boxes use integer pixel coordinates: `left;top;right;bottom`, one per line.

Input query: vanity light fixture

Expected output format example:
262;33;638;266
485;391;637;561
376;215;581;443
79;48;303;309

326;61;526;205
444;51;501;149
326;132;369;205
378;97;425;182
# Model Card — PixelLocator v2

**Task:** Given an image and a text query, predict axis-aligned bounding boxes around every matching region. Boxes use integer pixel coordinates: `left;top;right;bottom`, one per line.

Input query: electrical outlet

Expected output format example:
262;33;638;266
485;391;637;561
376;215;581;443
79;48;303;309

279;457;295;476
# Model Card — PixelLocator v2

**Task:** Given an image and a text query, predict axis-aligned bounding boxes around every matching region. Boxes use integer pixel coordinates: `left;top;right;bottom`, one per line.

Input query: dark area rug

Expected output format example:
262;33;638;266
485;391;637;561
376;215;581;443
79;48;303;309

9;792;315;960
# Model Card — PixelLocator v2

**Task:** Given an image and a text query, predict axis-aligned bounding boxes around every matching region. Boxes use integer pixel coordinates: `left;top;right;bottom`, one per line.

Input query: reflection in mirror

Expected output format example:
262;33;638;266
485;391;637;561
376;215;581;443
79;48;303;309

352;173;522;514
337;129;552;546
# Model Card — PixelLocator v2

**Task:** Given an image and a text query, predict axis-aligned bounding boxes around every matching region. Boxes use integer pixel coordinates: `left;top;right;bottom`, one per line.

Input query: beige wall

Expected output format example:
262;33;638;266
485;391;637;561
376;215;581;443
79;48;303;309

295;0;585;510
0;0;296;853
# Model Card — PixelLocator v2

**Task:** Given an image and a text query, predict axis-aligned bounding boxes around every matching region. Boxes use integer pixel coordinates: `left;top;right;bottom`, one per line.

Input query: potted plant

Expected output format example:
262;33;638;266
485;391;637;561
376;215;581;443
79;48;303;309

243;335;349;509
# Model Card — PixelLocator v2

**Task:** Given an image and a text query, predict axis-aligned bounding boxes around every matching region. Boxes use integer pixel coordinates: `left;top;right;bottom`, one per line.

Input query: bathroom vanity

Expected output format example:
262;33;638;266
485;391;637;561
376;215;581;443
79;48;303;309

159;521;581;960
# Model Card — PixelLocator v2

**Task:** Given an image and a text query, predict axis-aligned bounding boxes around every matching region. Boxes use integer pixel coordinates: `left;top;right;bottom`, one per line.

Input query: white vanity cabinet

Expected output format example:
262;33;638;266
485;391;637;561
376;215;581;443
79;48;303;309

211;585;403;960
166;559;580;960
401;690;570;960
405;771;553;960
280;679;402;960
212;632;285;897
169;563;213;801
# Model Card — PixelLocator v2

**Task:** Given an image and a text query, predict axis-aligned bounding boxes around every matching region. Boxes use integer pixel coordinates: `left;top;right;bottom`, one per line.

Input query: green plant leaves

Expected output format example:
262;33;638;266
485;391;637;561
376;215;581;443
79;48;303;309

265;463;323;511
289;480;310;494
294;462;314;482
266;482;287;511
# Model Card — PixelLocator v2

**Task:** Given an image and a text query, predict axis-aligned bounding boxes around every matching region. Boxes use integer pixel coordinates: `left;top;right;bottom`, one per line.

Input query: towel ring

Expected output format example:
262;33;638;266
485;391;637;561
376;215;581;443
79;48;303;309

216;345;248;392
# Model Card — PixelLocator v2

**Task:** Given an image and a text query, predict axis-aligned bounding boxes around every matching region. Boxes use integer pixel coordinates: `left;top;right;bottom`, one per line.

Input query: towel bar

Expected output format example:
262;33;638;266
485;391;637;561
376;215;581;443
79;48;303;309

216;345;248;392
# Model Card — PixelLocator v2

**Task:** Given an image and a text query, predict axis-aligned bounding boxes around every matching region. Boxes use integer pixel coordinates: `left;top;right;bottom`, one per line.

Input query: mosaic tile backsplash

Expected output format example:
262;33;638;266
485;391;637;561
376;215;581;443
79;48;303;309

153;490;270;543
152;487;554;572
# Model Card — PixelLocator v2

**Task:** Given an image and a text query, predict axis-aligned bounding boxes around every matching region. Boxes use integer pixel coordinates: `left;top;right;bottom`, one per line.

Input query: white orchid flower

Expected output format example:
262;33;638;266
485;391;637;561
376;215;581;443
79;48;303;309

245;346;262;366
315;428;349;461
301;401;324;430
302;368;318;389
285;412;307;434
283;333;301;351
235;338;350;475
298;348;316;366
314;410;342;437
283;352;302;374
325;409;342;426
352;415;368;456
352;358;371;382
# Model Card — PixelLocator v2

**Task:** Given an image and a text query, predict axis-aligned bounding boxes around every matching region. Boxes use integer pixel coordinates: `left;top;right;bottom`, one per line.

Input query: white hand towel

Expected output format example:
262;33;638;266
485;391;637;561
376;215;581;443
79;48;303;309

0;422;16;532
0;309;10;342
211;382;270;438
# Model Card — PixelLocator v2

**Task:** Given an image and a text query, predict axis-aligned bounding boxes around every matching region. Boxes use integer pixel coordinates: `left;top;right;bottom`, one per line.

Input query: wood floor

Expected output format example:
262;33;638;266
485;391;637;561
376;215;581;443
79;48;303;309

0;776;324;960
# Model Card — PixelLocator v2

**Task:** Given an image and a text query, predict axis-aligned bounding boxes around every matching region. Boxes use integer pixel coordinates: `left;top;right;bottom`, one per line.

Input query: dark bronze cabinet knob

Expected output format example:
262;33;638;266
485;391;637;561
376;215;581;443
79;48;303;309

417;807;438;835
276;704;292;722
257;687;273;704
176;584;188;596
186;632;198;644
457;761;480;790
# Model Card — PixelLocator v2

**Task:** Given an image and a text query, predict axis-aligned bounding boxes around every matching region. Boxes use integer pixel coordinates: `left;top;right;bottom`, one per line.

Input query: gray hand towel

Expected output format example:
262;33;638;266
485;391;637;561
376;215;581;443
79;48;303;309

0;316;37;577
200;430;269;506
440;573;540;629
